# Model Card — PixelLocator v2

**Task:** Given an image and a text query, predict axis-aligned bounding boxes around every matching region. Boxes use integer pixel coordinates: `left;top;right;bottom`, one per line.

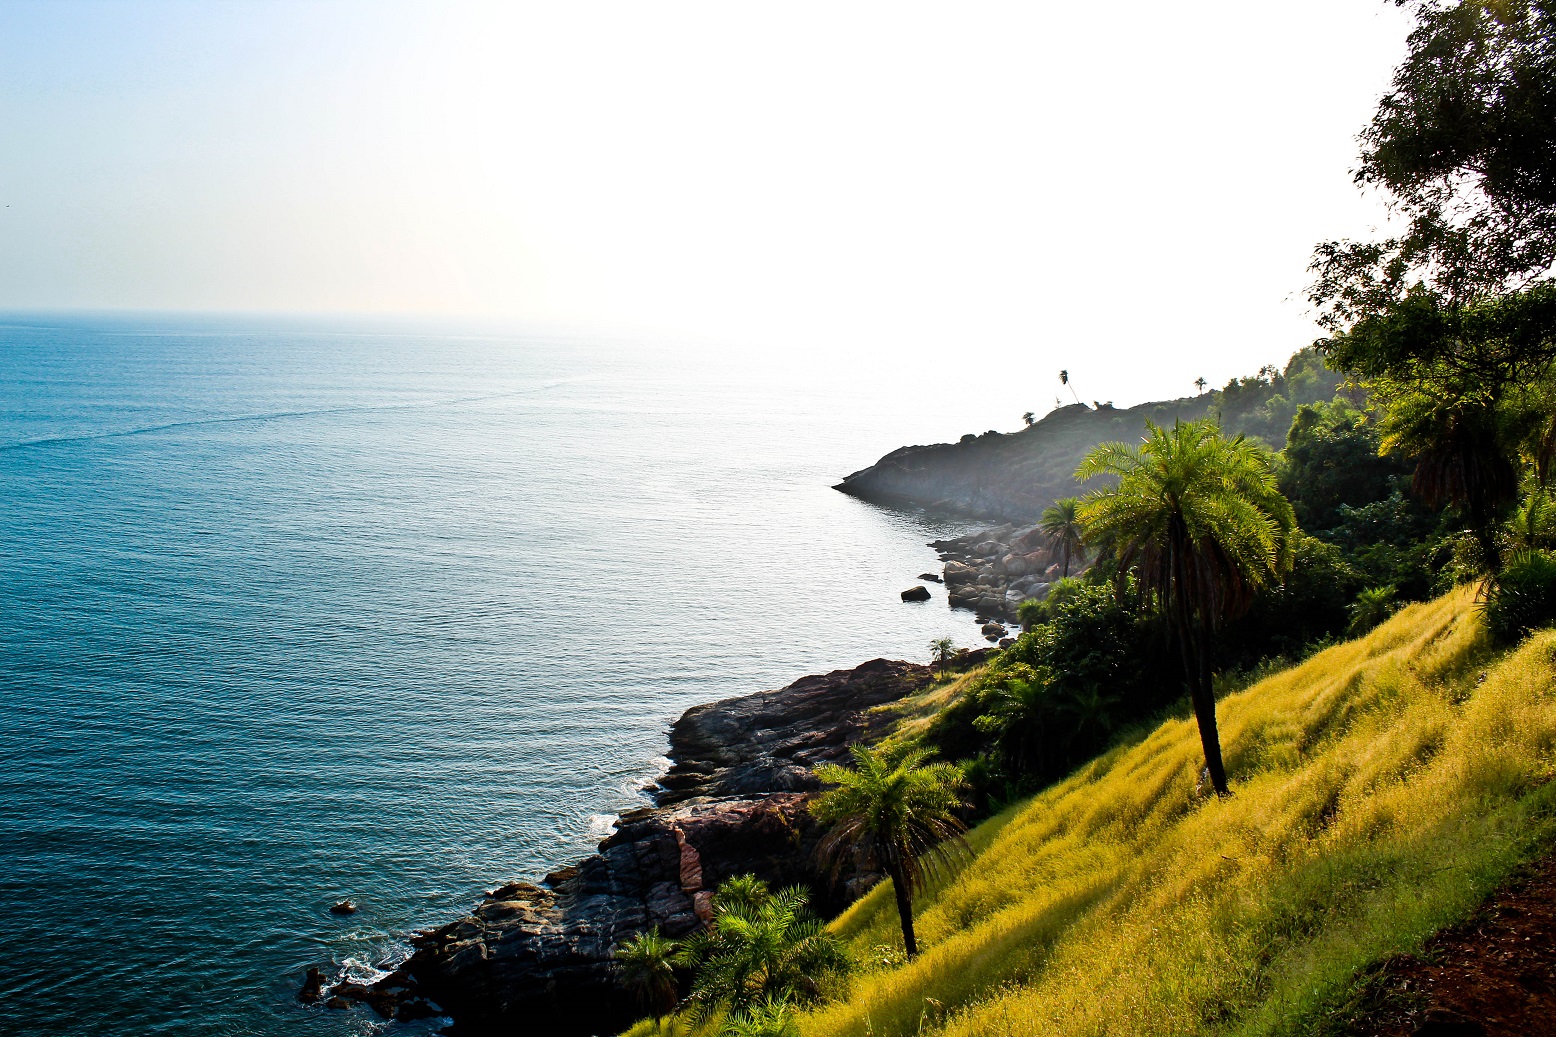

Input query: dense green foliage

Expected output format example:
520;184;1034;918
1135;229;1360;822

613;876;849;1034
613;930;680;1020
1309;2;1556;573
1483;549;1556;644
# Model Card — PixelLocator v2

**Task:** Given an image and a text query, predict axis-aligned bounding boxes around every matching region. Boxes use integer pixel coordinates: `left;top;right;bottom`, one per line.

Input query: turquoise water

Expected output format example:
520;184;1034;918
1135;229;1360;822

0;313;990;1037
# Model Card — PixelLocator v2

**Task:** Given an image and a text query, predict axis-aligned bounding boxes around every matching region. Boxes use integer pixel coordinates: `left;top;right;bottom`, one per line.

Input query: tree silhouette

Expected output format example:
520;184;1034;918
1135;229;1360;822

1059;369;1081;405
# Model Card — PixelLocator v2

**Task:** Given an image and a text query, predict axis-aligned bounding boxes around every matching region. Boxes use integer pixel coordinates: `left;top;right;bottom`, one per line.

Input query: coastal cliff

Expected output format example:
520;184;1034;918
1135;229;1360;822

337;657;950;1036
834;400;1212;523
834;350;1342;523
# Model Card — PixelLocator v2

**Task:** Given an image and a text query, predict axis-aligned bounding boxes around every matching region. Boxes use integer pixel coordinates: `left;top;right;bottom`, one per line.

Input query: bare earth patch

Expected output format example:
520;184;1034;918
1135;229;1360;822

1348;852;1556;1037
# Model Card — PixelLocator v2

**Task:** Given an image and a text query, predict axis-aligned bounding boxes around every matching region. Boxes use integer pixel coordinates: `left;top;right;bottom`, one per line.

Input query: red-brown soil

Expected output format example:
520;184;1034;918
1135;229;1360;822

1347;853;1556;1036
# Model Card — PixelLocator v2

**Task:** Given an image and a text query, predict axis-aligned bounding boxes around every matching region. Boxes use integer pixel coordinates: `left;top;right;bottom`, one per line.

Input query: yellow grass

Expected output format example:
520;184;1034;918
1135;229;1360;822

798;585;1556;1037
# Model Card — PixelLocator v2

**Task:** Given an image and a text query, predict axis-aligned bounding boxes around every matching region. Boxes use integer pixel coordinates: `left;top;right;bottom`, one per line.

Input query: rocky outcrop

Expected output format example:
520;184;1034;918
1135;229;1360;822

932;524;1078;623
336;658;936;1036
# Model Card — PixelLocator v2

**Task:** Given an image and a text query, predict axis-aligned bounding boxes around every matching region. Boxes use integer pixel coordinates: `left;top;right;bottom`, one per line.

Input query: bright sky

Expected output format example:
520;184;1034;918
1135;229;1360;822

0;1;1414;404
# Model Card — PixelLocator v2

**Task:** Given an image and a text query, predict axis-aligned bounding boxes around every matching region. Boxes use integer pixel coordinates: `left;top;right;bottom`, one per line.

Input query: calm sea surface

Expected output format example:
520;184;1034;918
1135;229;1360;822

0;314;1005;1036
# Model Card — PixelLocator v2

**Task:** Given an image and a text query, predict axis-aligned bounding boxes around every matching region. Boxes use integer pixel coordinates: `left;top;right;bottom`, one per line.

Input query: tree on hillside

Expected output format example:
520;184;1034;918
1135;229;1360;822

1077;419;1295;795
1039;498;1086;578
1310;1;1556;574
1311;0;1556;325
811;744;967;958
1059;369;1081;405
612;929;680;1021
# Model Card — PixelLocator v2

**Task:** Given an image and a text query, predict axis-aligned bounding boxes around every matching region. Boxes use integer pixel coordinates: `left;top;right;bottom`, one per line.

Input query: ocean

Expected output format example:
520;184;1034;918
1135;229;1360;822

0;313;1001;1036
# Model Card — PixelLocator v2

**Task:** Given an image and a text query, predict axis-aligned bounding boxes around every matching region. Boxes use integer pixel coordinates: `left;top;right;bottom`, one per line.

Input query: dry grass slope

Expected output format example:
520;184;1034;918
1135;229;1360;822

803;586;1556;1037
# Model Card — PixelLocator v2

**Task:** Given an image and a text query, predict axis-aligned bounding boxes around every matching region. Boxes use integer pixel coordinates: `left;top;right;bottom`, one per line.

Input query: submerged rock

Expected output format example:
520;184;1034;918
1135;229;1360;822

901;585;931;602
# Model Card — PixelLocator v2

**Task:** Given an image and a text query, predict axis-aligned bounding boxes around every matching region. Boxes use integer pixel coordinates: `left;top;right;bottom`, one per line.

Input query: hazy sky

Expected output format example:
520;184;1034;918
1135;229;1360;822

0;1;1414;404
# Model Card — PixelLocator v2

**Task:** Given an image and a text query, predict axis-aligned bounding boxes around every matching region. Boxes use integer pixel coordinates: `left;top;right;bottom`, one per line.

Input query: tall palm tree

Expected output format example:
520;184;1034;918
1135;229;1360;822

1076;419;1294;796
613;929;680;1021
811;744;967;958
675;880;846;1020
1039;498;1086;578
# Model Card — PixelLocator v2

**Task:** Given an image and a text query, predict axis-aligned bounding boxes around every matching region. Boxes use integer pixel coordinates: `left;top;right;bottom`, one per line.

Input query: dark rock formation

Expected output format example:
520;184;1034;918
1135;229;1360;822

342;658;934;1037
901;585;931;602
330;899;357;915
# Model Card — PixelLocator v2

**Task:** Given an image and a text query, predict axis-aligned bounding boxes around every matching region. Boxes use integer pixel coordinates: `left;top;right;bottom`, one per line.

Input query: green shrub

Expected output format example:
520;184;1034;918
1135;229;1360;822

1346;585;1400;638
1484;550;1556;644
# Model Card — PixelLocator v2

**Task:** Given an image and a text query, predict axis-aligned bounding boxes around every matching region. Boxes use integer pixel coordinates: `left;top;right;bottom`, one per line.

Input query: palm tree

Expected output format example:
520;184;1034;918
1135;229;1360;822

1039;498;1086;578
1195;376;1208;395
929;636;956;678
1076;419;1294;796
1059;369;1081;405
613;929;680;1021
811;744;968;958
978;677;1050;776
676;880;846;1020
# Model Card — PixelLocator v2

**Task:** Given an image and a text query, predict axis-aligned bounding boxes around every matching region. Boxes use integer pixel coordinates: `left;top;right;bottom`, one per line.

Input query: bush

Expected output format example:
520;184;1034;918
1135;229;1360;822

1346;586;1400;638
1484;551;1556;644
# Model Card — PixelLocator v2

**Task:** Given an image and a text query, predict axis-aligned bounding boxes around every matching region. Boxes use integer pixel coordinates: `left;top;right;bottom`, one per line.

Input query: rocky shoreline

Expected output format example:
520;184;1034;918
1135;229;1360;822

929;523;1074;628
308;656;984;1036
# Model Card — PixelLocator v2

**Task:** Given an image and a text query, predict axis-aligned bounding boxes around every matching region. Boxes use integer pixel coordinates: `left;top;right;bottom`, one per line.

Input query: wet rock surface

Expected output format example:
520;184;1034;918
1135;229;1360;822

324;657;935;1036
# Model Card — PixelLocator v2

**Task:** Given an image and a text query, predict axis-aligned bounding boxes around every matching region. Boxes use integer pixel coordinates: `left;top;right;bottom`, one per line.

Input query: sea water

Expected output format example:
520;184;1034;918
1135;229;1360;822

0;313;1001;1036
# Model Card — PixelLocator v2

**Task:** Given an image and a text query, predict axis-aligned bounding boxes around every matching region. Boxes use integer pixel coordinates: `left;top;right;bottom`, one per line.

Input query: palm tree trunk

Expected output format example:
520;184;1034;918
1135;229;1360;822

1181;618;1229;795
888;863;918;958
1062;541;1071;579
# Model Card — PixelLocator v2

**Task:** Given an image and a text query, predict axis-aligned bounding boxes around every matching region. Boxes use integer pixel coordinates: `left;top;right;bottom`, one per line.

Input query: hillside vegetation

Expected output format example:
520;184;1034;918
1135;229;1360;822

785;588;1556;1037
834;349;1342;523
619;587;1556;1037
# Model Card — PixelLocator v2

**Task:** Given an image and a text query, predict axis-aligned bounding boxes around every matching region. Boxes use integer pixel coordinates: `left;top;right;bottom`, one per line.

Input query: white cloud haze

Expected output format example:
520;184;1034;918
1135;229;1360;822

0;1;1414;404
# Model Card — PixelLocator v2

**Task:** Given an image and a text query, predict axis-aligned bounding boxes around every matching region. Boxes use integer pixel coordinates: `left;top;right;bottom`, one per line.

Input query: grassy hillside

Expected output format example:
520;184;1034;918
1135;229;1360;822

803;587;1556;1037
626;587;1556;1036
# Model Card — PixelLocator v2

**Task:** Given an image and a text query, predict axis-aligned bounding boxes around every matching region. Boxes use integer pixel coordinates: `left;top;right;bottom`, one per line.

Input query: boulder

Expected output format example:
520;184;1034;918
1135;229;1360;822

918;573;943;583
330;899;357;915
299;967;327;1004
981;622;1007;638
900;586;931;602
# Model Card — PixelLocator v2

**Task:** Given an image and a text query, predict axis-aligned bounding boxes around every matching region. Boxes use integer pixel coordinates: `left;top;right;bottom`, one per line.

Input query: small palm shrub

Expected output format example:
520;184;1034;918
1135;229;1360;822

1484;550;1556;644
613;929;680;1020
720;996;799;1037
675;880;847;1020
1346;585;1400;637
